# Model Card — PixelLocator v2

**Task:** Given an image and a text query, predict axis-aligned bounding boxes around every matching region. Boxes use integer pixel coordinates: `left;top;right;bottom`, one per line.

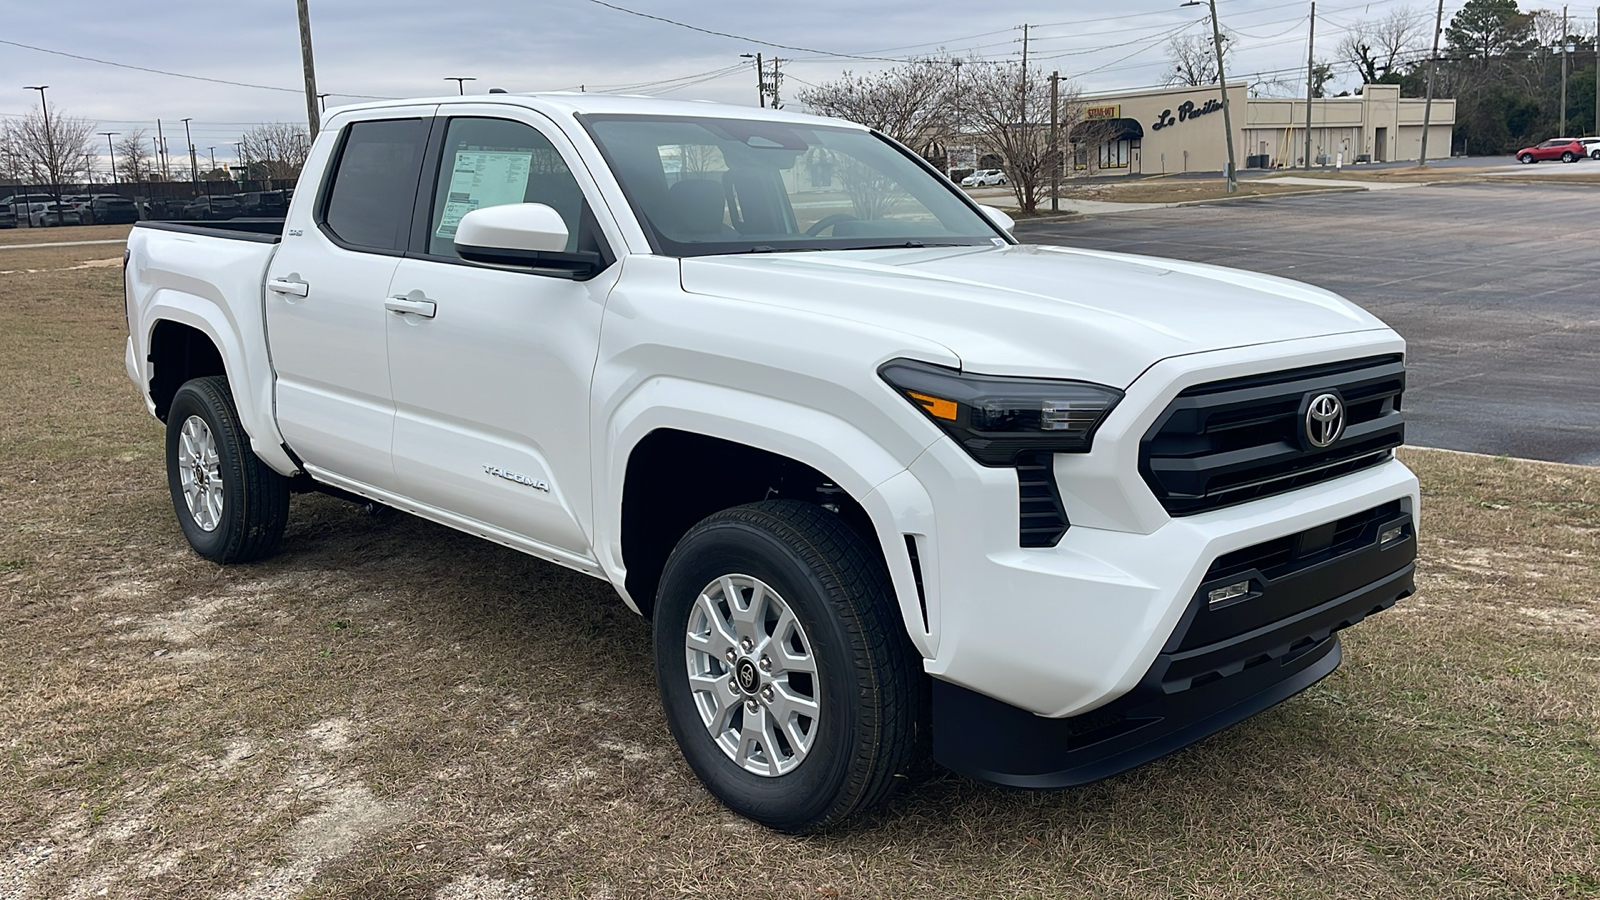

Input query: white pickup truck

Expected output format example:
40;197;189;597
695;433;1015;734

124;93;1417;832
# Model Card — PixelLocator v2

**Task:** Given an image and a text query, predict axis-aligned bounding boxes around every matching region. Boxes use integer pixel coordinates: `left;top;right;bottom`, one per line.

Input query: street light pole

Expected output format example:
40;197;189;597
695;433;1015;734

25;85;62;208
182;117;198;186
741;53;764;107
444;77;475;95
100;131;120;184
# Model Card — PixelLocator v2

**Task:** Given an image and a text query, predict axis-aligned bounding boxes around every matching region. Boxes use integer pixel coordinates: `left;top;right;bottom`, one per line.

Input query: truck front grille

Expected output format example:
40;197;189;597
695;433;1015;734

1140;355;1405;516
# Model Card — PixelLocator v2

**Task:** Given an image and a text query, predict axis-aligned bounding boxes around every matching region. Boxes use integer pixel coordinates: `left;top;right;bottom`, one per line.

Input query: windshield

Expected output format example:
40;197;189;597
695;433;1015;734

582;114;1006;257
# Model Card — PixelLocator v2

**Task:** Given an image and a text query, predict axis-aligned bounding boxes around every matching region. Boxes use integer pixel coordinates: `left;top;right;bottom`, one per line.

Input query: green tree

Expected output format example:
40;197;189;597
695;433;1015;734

1444;0;1533;59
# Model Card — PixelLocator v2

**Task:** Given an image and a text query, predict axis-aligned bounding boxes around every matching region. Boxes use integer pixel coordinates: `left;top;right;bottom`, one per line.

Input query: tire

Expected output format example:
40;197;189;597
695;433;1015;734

165;376;289;563
1519;153;1535;164
1592;151;1600;160
653;500;921;833
1562;151;1577;163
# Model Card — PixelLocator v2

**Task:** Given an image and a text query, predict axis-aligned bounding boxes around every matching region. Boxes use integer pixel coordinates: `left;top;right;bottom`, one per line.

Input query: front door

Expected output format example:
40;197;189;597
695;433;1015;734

385;112;620;559
265;111;433;491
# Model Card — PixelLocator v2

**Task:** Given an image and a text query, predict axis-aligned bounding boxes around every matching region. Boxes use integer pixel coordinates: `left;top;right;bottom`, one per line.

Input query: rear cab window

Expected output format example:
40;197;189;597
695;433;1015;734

318;118;430;253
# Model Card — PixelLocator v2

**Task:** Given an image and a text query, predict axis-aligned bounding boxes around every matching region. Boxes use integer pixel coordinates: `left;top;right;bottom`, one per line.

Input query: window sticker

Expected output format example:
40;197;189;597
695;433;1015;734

435;149;534;238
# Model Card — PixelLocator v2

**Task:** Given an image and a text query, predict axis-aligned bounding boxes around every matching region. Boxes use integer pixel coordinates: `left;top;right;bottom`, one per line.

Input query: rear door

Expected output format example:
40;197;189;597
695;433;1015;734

383;109;621;558
264;107;434;492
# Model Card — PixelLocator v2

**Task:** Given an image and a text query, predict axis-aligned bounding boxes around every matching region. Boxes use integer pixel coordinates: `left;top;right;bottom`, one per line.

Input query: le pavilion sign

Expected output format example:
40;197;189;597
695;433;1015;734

1150;97;1224;131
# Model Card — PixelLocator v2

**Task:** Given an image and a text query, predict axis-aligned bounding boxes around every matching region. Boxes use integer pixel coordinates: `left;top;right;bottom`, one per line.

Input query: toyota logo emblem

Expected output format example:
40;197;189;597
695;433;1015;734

1304;392;1346;448
735;658;759;693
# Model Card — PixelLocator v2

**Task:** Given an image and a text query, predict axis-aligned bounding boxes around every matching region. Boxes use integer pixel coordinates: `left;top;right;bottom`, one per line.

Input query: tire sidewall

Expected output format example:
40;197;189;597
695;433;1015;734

1520;154;1535;164
1562;152;1577;163
165;380;247;561
654;516;868;830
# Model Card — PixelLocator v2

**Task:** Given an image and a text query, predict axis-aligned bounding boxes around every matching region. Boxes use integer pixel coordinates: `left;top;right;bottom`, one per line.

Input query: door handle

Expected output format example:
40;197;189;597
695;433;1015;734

385;295;437;318
267;278;309;297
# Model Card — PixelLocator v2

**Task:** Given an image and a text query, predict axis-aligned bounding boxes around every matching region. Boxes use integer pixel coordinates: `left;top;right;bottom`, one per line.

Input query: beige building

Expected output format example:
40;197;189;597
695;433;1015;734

1068;82;1456;176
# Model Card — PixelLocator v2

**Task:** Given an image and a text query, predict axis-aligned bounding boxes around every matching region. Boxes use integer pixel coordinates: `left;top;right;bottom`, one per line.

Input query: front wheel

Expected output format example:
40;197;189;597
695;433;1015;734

653;500;921;833
1519;153;1536;164
165;376;290;563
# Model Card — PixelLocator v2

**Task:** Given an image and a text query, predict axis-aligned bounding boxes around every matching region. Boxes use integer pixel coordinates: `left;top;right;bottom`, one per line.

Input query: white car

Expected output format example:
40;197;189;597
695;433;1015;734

28;202;82;227
123;92;1417;833
1580;137;1600;160
961;168;1008;186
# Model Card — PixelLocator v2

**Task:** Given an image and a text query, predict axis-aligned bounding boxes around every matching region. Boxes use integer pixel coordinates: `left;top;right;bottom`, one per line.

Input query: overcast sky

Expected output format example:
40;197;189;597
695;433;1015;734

2;0;1455;167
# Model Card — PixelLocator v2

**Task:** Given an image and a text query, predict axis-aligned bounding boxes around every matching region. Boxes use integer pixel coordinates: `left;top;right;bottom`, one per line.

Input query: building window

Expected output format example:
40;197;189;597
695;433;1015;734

1098;140;1131;170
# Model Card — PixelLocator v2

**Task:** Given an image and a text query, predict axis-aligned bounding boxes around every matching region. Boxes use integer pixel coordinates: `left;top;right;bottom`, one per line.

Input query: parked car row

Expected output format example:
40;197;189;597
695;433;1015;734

0;188;294;227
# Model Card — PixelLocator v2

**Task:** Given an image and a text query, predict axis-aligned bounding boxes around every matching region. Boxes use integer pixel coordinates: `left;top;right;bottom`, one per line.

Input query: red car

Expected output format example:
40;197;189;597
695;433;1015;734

1516;138;1586;164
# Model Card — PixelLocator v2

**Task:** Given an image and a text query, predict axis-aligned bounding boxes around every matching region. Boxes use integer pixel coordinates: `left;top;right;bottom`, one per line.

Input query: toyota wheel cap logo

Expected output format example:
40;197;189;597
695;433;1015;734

1305;392;1345;448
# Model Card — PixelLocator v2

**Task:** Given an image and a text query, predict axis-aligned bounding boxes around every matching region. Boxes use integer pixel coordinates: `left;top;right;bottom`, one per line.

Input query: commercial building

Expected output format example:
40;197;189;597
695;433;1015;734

1067;82;1456;176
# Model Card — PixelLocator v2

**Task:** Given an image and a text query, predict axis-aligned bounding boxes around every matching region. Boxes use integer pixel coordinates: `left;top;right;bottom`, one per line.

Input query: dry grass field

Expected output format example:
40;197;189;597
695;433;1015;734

1;229;1597;899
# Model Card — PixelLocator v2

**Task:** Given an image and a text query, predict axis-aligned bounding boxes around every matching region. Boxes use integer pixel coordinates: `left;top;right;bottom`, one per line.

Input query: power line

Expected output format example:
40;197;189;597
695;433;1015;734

578;0;902;61
0;38;395;100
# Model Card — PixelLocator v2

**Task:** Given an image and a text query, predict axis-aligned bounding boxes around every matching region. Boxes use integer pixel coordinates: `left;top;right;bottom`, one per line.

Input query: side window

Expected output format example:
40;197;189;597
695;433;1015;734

321;118;428;252
427;117;597;259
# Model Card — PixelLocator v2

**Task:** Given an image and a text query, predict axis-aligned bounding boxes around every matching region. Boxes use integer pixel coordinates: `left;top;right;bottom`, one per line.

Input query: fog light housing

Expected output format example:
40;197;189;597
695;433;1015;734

1379;525;1405;546
1207;580;1254;610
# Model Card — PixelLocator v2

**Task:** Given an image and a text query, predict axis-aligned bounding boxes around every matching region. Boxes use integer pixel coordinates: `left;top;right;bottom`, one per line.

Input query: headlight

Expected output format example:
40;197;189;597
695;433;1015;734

879;358;1123;466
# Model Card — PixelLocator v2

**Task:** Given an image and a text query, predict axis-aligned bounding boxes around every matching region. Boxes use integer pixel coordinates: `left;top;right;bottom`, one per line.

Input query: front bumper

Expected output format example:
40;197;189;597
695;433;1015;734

932;509;1414;786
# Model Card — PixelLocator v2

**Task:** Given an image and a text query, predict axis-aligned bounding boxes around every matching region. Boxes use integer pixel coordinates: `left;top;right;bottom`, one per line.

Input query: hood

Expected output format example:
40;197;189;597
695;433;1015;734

678;244;1391;388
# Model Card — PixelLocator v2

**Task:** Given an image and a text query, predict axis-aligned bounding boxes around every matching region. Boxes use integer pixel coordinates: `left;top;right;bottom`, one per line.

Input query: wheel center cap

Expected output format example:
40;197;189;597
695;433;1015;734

734;657;759;694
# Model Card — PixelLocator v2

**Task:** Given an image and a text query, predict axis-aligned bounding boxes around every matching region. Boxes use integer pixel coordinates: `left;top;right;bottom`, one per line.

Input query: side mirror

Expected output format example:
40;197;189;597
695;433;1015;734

454;203;601;279
977;205;1015;235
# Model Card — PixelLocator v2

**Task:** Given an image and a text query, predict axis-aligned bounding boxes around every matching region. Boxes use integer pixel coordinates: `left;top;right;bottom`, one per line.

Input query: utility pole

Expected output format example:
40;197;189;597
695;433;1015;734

742;53;764;107
769;57;783;109
296;0;321;139
1207;0;1238;192
1419;0;1445;166
1559;6;1569;136
1020;24;1030;131
444;77;475;95
1049;71;1060;213
1303;2;1316;168
100;132;119;184
208;147;218;175
233;140;245;183
182;117;198;186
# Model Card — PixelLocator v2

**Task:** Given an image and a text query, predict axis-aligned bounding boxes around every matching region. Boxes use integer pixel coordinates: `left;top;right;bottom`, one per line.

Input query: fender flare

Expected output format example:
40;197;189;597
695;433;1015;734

597;377;941;659
142;292;297;476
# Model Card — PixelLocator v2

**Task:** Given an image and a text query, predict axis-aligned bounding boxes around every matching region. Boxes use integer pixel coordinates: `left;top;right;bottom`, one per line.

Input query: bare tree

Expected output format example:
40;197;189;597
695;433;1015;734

239;123;311;179
2;103;98;198
1338;6;1429;83
115;129;153;184
1165;30;1232;87
961;60;1084;213
796;58;956;147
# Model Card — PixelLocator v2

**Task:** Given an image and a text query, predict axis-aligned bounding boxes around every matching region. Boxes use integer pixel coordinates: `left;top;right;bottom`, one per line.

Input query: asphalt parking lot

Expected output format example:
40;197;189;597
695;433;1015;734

1015;180;1600;465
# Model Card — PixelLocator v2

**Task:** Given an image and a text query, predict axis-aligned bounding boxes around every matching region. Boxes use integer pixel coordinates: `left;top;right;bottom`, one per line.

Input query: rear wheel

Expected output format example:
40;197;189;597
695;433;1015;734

1561;151;1578;163
653;500;921;833
165;376;289;563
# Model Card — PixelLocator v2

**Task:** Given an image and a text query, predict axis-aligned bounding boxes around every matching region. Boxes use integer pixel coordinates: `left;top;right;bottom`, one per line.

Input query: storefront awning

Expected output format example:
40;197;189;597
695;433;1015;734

1069;117;1144;143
